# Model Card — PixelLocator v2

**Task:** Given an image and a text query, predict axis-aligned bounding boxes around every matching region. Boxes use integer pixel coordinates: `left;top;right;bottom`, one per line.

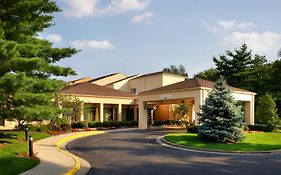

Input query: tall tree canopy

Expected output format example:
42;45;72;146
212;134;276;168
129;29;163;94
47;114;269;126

163;64;188;76
0;0;77;127
197;43;281;118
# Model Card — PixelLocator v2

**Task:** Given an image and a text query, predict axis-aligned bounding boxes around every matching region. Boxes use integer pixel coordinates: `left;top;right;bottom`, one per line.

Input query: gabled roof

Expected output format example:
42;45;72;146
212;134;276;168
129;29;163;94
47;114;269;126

140;77;255;94
131;71;187;80
61;82;135;98
89;73;119;82
69;77;93;85
107;74;139;85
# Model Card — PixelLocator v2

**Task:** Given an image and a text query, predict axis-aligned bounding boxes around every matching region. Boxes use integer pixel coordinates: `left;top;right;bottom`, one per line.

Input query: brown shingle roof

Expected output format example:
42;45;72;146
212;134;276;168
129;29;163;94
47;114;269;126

140;77;254;94
61;82;135;98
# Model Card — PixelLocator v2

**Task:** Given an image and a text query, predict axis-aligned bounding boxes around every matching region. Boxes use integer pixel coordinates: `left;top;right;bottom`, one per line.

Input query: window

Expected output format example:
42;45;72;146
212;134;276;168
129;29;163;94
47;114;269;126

131;88;137;94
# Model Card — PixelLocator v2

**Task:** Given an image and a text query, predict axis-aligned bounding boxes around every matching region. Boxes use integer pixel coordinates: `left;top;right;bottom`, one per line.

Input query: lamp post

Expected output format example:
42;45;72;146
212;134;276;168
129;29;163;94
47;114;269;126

24;127;29;141
29;136;34;158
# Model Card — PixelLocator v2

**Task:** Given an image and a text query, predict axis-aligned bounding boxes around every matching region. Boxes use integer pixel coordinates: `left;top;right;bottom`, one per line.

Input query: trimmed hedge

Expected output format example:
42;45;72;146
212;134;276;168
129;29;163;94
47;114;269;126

76;120;138;129
71;121;88;129
247;124;272;132
186;125;198;133
153;120;181;126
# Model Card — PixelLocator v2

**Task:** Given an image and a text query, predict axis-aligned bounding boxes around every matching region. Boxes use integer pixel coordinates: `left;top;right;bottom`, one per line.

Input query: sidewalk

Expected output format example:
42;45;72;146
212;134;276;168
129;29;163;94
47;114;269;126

20;131;103;175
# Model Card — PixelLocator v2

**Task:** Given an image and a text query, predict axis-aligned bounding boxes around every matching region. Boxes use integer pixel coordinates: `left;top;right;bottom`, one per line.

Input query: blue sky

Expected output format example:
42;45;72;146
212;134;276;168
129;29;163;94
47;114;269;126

42;0;281;80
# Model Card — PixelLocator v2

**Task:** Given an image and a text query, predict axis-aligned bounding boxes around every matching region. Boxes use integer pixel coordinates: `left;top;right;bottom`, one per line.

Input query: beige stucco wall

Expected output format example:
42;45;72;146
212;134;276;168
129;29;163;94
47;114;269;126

162;74;186;86
74;95;135;105
0;120;17;130
138;88;255;129
92;73;127;86
110;75;140;92
129;74;163;93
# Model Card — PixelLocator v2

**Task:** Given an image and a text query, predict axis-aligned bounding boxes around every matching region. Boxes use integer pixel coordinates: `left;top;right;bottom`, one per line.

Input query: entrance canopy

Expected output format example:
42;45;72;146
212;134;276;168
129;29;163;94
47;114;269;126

137;77;256;129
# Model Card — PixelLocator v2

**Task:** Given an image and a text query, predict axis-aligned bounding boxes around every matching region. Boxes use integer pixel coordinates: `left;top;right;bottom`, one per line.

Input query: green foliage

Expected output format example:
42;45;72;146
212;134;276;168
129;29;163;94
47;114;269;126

247;124;272;132
87;121;138;128
196;68;219;81
186;125;198;133
198;77;245;143
256;93;280;131
153;120;181;126
0;0;77;128
163;64;188;76
71;121;88;129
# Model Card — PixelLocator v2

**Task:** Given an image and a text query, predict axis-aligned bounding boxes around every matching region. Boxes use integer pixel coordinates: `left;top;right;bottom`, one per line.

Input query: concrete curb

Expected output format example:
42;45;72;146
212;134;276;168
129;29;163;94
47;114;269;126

157;136;281;155
56;131;104;175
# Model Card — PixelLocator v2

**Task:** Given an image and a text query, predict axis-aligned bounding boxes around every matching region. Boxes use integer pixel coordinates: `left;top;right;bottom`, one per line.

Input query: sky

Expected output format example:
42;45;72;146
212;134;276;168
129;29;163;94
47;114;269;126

41;0;281;81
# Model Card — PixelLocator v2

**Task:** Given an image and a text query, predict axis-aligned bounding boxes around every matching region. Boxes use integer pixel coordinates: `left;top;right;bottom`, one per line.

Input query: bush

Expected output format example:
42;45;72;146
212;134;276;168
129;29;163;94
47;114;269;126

247;124;271;132
29;125;49;132
71;121;88;129
61;123;71;132
88;121;138;128
153;120;181;126
186;125;198;133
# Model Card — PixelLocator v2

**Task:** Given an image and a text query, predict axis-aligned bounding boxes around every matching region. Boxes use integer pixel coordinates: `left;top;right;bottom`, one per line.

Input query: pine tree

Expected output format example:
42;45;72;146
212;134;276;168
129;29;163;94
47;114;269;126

198;77;244;143
256;93;280;131
0;0;77;128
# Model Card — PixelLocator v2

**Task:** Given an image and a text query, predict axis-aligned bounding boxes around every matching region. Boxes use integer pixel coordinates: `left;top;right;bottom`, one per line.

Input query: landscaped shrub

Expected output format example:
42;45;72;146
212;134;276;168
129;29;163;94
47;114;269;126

198;77;245;143
29;125;49;132
71;121;88;129
256;93;280;131
186;125;198;133
247;124;271;132
88;121;138;128
60;123;71;132
153;120;181;126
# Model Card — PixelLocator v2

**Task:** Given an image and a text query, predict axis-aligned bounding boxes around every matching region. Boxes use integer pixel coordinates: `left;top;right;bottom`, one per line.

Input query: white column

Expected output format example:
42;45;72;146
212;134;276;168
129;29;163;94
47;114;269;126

100;103;104;122
245;96;255;125
118;104;122;121
80;103;84;121
138;101;147;129
134;105;138;121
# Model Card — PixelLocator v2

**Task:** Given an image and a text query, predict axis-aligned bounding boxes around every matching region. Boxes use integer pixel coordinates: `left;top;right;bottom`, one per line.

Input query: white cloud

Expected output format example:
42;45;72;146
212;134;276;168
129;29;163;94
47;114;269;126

218;20;254;29
221;32;281;54
202;20;254;32
37;33;62;43
46;34;62;43
131;12;153;23
63;0;150;18
71;40;113;49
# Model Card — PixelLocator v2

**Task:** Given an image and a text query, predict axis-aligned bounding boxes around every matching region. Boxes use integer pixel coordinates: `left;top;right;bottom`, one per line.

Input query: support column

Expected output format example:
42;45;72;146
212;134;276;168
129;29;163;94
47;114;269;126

80;103;84;121
194;97;202;125
100;103;104;122
118;104;122;121
245;97;255;125
134;105;138;121
95;107;99;121
138;101;148;129
187;104;194;122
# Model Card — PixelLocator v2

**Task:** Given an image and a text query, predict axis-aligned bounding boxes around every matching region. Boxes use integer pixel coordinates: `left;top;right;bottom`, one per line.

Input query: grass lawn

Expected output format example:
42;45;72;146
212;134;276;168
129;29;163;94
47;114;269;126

164;132;281;151
0;131;50;175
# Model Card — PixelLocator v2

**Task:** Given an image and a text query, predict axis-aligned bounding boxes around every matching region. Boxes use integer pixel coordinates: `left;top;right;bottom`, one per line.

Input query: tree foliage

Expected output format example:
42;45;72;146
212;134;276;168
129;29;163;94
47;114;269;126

173;103;190;128
256;93;280;131
0;0;77;127
163;64;188;76
198;77;244;143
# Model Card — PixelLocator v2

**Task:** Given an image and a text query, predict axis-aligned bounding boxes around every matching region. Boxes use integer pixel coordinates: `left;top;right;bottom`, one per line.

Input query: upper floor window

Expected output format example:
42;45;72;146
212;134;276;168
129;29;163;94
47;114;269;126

131;88;137;94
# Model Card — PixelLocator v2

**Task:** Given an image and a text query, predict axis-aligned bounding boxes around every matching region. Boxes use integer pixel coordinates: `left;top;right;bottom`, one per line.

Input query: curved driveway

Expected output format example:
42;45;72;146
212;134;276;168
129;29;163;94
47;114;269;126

66;128;281;175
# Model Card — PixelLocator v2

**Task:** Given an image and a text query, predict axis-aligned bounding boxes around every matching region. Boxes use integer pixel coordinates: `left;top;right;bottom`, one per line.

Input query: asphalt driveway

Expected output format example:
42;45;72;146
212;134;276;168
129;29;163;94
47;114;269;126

66;128;281;175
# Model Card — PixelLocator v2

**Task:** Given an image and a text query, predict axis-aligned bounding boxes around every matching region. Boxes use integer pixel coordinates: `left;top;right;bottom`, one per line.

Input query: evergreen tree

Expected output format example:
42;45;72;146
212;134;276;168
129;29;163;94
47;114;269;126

0;0;77;128
198;77;244;143
256;93;280;131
